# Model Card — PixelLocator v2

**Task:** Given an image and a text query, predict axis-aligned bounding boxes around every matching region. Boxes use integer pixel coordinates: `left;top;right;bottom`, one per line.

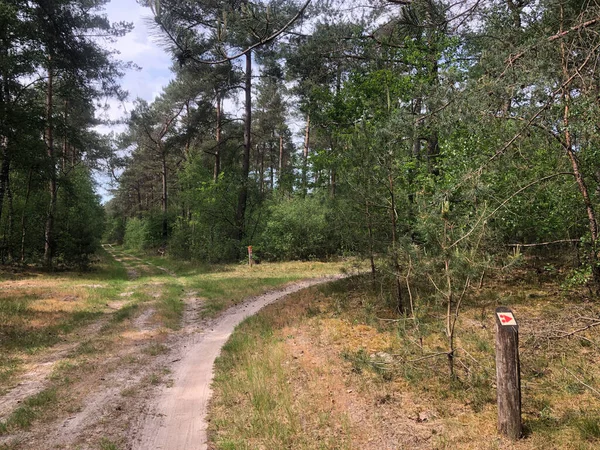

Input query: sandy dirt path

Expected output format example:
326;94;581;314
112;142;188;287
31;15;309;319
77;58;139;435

131;276;343;450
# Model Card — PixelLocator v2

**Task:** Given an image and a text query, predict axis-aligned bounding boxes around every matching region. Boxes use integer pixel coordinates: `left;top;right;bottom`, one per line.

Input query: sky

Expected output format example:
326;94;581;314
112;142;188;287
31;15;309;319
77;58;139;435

99;0;173;126
94;0;173;200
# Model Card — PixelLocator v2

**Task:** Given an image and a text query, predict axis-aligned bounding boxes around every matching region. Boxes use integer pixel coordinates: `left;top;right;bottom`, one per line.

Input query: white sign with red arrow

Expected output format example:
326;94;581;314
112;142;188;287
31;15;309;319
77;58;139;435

497;312;517;326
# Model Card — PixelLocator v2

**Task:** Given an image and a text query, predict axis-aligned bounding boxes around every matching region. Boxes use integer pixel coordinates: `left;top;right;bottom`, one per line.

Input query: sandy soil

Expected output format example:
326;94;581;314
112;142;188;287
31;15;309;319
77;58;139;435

0;249;343;450
130;276;343;450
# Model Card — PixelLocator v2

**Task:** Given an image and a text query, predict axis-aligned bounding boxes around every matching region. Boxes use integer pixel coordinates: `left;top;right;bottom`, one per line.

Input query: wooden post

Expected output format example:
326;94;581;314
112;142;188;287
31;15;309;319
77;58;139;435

495;306;522;440
248;246;253;267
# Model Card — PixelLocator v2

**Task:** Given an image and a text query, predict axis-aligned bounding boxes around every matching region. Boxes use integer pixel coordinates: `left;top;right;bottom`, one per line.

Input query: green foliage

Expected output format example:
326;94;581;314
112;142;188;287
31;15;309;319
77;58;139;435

104;216;126;245
123;218;149;252
54;168;105;268
260;196;340;260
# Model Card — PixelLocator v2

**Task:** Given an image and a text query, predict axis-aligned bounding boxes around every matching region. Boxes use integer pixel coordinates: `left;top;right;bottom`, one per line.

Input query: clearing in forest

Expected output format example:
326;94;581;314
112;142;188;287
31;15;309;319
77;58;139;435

0;247;347;449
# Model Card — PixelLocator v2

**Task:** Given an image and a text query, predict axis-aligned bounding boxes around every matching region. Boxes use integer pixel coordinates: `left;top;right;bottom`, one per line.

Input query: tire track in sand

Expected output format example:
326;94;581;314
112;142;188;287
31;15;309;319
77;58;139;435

131;275;345;450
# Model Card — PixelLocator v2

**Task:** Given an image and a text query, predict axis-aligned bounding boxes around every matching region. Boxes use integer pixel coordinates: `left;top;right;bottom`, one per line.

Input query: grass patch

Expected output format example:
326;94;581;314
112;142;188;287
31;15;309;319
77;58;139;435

208;270;600;449
156;282;186;329
0;389;57;434
99;438;121;450
112;303;139;323
143;343;168;356
209;287;353;450
576;413;600;441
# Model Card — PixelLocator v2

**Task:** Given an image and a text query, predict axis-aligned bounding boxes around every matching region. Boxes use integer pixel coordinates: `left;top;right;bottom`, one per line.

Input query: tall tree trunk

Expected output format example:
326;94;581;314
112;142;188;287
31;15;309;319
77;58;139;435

302;114;310;197
0;140;9;227
161;147;168;241
6;181;13;261
389;171;404;314
412;98;422;160
331;169;336;198
136;183;143;218
0;35;10;236
366;199;376;277
62;100;68;171
560;26;600;289
269;140;274;191
185;100;191;161
44;61;56;269
214;92;222;182
427;132;439;176
278;135;284;188
259;143;265;194
236;50;252;242
20;168;33;263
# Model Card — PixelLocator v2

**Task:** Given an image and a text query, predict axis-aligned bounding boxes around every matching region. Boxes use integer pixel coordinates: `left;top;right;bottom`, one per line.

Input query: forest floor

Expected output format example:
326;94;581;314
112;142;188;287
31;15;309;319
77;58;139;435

207;259;600;450
2;251;600;449
0;247;349;450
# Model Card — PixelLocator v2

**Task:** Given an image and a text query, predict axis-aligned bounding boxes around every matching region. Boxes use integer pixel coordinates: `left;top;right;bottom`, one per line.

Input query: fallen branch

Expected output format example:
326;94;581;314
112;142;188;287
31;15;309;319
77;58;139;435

409;352;449;363
550;321;600;339
564;367;600;398
507;239;580;247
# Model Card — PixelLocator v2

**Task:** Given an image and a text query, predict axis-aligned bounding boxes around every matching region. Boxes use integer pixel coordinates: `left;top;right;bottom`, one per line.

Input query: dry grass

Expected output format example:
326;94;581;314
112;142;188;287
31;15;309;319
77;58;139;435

208;268;600;450
182;260;356;318
0;248;349;447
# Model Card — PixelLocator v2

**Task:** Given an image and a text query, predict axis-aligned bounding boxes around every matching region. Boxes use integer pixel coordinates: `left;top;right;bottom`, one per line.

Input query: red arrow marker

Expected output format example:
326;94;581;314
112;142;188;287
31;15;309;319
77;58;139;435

499;314;513;324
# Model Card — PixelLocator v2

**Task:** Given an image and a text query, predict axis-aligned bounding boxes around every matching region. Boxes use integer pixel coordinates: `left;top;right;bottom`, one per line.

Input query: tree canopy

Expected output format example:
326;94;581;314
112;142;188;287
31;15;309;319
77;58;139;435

5;0;600;296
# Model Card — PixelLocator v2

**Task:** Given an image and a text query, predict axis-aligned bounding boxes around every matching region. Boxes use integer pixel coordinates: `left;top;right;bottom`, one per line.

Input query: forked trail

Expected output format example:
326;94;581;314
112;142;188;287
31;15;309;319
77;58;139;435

0;248;343;450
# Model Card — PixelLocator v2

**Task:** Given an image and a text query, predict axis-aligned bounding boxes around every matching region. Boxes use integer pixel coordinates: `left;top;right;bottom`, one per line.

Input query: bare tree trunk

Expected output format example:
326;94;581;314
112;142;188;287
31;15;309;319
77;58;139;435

331;169;336;198
62;100;68;171
136;183;143;218
6;179;13;261
278;134;284;188
389;171;403;314
302;114;310;197
214;92;222;182
560;24;600;289
0;33;10;227
366;200;376;277
259;144;265;194
427;133;439;176
444;256;455;377
161;147;168;241
236;50;252;242
20;169;33;263
185;100;191;162
0;140;9;227
412;98;422;160
269;141;274;191
44;61;56;269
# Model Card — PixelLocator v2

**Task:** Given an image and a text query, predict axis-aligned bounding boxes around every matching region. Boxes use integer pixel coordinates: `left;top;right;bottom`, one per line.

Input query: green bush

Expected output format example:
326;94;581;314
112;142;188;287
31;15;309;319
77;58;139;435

260;196;340;260
123;218;149;251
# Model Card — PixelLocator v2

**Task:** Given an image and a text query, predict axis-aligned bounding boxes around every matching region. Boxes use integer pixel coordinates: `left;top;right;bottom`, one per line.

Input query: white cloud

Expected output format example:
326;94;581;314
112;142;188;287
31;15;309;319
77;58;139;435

100;0;174;112
95;0;175;201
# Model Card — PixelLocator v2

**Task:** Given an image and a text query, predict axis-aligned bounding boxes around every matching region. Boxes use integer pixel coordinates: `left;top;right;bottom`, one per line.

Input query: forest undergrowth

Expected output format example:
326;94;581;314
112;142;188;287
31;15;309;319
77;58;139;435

208;255;600;450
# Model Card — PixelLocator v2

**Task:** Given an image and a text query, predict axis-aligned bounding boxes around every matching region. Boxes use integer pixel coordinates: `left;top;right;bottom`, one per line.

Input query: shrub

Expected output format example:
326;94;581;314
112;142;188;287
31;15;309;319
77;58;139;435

123;218;149;251
261;196;340;260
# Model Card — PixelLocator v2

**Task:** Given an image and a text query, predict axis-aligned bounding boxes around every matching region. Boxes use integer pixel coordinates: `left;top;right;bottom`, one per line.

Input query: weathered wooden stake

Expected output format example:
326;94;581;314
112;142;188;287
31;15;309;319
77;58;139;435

495;306;522;440
248;246;253;267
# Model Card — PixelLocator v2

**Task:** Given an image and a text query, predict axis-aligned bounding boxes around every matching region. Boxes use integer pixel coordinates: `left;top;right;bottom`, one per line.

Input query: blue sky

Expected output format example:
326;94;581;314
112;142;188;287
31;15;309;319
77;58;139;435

98;0;174;128
95;0;173;200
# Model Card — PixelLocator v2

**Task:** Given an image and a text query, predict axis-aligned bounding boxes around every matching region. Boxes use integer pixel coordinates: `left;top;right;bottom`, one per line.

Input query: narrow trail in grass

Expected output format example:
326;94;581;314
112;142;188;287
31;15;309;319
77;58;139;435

131;275;345;450
0;247;179;448
0;318;109;420
103;244;177;277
